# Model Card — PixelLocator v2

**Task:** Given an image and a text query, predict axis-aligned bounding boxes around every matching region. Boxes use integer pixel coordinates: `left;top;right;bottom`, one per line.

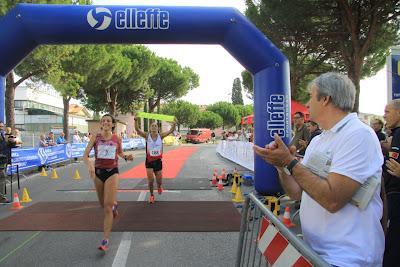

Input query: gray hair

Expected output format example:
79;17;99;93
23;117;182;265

389;99;400;110
310;72;355;112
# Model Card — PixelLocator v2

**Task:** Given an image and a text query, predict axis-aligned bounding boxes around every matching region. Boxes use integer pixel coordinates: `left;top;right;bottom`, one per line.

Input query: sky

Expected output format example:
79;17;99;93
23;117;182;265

93;0;388;116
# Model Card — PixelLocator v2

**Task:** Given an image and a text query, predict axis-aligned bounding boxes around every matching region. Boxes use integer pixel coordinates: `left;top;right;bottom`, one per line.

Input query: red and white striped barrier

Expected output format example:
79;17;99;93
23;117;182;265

257;216;313;267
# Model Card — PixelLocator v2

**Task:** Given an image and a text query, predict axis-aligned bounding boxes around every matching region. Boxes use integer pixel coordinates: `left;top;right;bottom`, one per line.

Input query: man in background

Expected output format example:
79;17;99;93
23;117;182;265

372;118;387;142
289;111;310;156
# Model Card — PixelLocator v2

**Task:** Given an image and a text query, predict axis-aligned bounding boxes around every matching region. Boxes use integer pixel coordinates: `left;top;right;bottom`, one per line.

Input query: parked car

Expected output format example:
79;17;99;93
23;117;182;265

186;128;212;144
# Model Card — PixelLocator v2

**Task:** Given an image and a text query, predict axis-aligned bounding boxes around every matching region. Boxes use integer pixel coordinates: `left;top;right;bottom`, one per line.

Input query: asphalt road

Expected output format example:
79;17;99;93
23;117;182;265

0;143;252;267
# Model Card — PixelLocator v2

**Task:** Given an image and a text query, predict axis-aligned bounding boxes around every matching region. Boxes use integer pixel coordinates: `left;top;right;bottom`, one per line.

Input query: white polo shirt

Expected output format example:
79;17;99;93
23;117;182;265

300;113;384;267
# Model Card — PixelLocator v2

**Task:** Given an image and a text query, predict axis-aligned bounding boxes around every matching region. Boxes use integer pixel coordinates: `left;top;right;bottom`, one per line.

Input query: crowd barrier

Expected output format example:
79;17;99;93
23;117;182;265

216;140;254;171
8;138;146;173
236;193;331;267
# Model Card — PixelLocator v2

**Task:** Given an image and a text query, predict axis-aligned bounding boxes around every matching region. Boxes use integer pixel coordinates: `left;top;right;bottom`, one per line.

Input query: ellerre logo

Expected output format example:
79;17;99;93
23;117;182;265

87;7;112;30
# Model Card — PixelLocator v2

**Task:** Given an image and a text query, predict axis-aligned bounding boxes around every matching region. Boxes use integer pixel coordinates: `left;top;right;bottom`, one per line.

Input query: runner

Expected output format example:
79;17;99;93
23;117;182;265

83;114;134;251
135;118;176;203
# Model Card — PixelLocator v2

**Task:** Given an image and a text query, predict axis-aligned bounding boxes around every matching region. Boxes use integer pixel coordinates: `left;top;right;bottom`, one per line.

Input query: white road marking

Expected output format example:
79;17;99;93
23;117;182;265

112;232;133;267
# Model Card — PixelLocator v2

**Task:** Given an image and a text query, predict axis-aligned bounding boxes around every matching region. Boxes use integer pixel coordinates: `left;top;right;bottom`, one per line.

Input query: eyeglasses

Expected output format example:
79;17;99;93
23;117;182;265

294;116;301;119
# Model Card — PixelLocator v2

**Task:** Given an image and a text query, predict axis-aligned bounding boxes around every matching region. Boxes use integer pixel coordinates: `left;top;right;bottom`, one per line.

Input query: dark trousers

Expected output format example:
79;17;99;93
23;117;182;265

384;192;400;267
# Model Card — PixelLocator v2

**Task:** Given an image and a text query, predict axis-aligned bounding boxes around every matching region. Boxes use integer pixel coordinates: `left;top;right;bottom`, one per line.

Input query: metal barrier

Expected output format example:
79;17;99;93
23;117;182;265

236;193;331;267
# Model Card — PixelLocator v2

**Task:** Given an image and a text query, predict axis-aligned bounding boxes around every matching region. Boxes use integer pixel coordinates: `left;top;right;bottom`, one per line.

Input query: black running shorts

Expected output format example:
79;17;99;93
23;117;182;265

145;159;162;172
95;168;119;183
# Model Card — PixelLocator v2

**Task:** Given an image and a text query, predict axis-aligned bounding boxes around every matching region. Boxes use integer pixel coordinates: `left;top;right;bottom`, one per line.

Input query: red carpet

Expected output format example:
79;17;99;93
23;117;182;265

120;146;198;179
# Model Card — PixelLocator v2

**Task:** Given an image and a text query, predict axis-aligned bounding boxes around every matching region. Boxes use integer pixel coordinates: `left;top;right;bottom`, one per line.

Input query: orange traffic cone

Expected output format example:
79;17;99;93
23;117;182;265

10;193;23;210
282;206;295;228
217;177;224;191
211;169;218;185
219;168;226;180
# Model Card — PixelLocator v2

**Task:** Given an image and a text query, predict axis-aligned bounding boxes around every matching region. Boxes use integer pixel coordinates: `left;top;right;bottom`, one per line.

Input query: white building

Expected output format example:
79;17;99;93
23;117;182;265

14;80;91;134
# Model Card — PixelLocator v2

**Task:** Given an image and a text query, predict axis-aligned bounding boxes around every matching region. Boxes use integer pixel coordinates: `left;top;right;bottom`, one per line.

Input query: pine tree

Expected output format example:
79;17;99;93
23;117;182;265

231;78;244;105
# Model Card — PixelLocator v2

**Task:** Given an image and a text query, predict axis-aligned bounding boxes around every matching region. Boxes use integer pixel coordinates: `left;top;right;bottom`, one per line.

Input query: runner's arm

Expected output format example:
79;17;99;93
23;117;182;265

83;135;96;179
134;118;147;139
117;136;134;161
161;121;176;139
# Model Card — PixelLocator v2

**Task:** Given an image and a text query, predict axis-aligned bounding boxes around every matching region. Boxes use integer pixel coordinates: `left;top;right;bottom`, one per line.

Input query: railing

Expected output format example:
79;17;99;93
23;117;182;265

216;140;254;171
236;193;331;267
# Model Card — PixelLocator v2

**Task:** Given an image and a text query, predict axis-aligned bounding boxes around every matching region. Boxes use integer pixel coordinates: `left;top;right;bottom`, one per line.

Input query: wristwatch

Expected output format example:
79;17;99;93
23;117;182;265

283;158;299;176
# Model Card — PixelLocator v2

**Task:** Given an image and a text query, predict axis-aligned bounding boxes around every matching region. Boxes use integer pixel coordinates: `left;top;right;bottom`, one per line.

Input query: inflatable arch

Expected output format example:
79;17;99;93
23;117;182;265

0;4;291;194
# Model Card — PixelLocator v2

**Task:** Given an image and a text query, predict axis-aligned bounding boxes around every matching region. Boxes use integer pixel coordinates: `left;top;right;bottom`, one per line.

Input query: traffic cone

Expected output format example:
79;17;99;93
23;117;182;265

10;193;23;210
232;186;244;202
217;177;224;191
51;168;59;179
211;169;218;185
73;169;81;180
219;168;226;180
40;167;47;177
20;187;32;203
282;206;295;228
229;177;238;193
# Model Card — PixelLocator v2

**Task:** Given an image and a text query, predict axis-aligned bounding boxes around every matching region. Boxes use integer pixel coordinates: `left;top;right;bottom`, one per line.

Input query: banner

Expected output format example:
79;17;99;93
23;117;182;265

8;137;145;172
391;54;400;100
136;112;175;122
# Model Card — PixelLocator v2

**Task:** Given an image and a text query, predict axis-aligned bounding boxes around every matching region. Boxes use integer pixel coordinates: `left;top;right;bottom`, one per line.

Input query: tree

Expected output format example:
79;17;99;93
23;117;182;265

192;111;223;129
1;0;91;129
160;100;199;131
235;104;253;118
206;101;240;129
241;71;253;100
45;45;85;140
148;58;199;113
77;45;131;116
245;0;400;111
231;78;244;105
320;1;400;111
245;0;334;101
117;45;159;114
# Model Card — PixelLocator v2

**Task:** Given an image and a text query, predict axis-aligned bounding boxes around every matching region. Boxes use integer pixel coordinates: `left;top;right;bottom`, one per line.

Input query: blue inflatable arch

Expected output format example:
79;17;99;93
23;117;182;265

0;4;291;195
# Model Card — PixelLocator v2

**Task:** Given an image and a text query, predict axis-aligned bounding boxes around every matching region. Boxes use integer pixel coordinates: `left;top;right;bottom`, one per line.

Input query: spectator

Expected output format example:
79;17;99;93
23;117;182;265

299;121;322;151
211;131;216;143
371;118;386;142
38;134;48;148
289;111;310;156
72;130;81;143
382;99;400;266
13;129;22;148
254;72;384;266
0;122;9;203
56;132;67;144
46;132;56;146
82;133;90;143
37;133;48;172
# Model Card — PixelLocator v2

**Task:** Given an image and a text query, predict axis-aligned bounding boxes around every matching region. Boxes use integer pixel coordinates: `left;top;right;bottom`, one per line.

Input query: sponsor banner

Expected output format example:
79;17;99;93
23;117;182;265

392;54;400;100
7;138;145;172
9;147;41;172
71;143;90;158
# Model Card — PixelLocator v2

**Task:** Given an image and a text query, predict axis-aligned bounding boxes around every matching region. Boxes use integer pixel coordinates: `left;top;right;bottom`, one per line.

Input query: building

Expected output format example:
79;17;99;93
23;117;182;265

14;80;92;134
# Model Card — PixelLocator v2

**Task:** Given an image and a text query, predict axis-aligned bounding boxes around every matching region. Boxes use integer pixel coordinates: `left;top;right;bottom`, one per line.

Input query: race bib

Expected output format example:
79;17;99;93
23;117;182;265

150;148;161;156
97;145;116;159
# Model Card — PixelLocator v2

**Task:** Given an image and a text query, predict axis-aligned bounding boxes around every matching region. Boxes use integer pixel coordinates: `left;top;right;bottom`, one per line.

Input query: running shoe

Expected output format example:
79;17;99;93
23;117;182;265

98;239;109;251
157;186;163;195
149;195;155;204
112;203;119;219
